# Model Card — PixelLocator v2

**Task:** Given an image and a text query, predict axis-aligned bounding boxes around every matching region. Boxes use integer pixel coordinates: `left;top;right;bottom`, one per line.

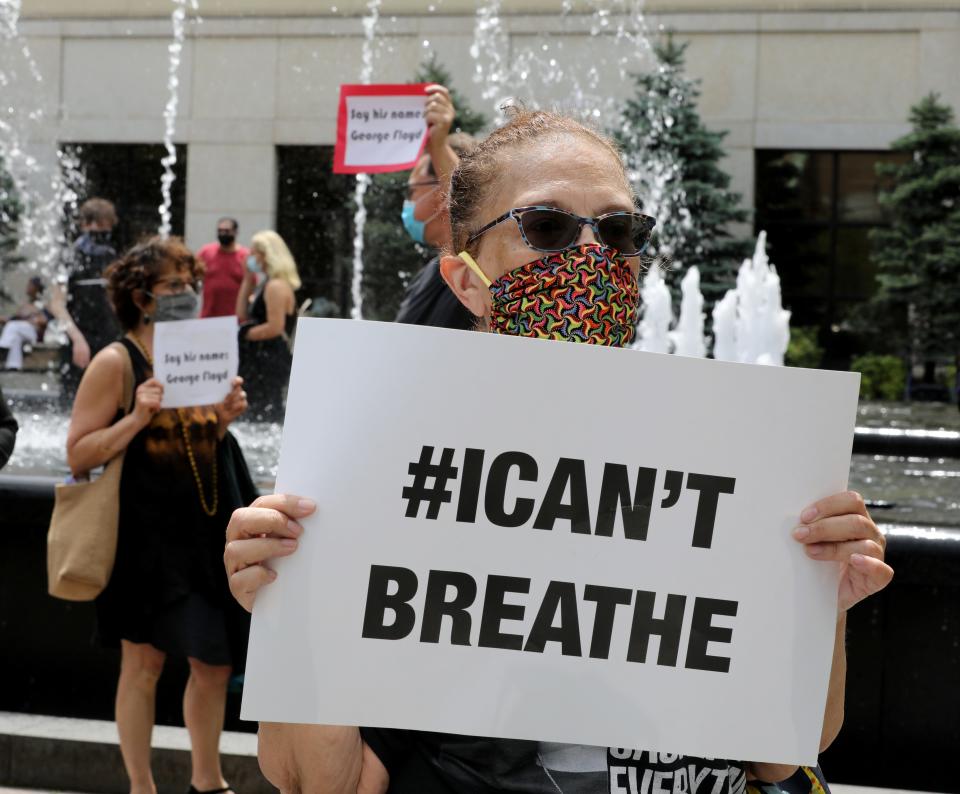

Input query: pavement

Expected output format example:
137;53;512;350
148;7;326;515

0;713;947;794
0;711;269;794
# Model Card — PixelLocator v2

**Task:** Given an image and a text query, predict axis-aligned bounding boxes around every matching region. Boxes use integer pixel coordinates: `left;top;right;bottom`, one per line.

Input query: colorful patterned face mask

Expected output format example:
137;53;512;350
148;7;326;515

459;243;639;347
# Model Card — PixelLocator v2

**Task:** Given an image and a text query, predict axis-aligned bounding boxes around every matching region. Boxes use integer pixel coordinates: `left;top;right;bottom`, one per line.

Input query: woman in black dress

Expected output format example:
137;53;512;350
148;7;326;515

66;237;250;794
236;230;299;423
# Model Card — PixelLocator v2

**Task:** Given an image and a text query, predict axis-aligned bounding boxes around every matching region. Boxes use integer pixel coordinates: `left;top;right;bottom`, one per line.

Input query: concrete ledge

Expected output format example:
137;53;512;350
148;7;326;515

0;712;272;794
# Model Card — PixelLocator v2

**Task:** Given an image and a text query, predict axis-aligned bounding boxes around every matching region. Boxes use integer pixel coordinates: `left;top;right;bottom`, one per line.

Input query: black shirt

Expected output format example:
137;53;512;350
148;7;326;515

395;256;476;331
66;232;120;355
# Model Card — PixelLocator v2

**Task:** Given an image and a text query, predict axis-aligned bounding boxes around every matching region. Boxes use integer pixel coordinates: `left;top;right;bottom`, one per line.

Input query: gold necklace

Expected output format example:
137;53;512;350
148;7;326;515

127;332;218;517
177;408;219;518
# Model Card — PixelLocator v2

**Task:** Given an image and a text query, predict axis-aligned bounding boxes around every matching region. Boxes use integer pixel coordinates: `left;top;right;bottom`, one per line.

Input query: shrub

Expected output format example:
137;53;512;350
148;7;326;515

785;326;823;369
851;354;907;401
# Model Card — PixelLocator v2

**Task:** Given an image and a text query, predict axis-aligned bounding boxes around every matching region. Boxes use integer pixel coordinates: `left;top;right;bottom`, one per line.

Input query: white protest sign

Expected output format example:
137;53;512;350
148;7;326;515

242;319;859;766
153;316;238;408
333;84;429;174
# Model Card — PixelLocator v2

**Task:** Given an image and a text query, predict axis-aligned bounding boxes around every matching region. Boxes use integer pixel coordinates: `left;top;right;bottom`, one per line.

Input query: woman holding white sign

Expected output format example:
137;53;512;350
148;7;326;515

224;111;893;793
68;237;253;794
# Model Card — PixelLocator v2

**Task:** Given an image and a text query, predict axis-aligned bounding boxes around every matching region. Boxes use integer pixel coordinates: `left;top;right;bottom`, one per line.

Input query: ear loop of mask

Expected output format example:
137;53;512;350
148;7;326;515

458;251;492;288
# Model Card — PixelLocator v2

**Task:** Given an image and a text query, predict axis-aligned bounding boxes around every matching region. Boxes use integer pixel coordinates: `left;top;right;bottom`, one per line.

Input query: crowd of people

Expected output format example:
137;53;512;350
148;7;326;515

0;82;894;794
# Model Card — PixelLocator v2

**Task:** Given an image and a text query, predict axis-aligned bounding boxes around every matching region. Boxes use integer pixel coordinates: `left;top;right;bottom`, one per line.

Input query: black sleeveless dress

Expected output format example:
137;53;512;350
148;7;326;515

95;338;250;666
238;278;295;423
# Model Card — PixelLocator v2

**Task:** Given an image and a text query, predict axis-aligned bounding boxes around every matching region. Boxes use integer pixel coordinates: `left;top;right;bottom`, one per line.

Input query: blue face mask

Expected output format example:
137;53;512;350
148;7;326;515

246;255;260;273
401;200;426;245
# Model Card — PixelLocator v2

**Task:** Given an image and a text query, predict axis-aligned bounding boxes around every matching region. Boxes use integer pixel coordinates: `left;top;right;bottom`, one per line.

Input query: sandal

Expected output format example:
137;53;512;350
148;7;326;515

188;787;234;794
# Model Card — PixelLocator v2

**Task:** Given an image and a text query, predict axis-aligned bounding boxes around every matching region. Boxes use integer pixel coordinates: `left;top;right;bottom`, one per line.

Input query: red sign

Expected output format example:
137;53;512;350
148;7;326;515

333;83;431;175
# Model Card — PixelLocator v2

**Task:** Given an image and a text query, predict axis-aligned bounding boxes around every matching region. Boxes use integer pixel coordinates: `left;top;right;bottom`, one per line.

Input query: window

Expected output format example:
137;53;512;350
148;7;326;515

755;150;908;365
275;146;355;316
62;143;187;251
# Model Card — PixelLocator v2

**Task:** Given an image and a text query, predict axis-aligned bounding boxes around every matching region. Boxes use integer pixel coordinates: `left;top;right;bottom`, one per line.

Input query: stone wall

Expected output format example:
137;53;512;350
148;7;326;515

8;6;959;252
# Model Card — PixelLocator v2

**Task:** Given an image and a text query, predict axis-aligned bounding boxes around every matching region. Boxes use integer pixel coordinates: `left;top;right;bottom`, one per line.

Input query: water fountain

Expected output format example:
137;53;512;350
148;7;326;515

0;0;956;522
711;231;791;366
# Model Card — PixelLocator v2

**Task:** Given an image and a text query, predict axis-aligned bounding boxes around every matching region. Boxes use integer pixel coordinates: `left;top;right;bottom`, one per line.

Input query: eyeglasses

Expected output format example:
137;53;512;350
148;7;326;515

405;180;440;201
153;276;197;294
466;205;656;256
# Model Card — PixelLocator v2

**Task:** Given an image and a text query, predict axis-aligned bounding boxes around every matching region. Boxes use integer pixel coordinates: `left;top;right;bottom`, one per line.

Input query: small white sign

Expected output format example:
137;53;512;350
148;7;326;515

242;319;860;766
333;84;430;174
153;316;238;408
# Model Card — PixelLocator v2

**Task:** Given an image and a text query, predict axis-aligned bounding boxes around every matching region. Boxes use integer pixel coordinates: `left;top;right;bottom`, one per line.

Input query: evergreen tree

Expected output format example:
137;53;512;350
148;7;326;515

869;93;960;379
0;162;24;304
613;35;752;309
358;56;487;320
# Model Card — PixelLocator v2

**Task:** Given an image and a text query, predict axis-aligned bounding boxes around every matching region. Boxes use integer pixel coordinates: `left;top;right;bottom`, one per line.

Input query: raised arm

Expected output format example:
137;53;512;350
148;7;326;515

423;84;460;187
746;491;892;781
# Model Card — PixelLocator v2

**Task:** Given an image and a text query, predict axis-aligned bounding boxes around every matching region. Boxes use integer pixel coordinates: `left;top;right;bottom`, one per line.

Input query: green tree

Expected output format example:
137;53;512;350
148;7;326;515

0;162;24;303
869;93;960;385
358;56;488;320
613;34;752;310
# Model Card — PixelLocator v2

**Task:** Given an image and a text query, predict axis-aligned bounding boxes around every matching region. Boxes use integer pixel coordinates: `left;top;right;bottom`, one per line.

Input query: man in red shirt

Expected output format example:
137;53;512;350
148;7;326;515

197;217;249;317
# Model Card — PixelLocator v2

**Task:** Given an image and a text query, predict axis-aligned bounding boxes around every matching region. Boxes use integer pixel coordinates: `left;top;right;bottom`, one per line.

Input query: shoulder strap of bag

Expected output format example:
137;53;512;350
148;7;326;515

110;340;136;416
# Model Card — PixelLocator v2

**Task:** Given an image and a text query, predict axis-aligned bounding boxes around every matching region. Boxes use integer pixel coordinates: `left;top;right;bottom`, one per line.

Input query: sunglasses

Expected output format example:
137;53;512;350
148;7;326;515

405;180;440;200
466;205;656;256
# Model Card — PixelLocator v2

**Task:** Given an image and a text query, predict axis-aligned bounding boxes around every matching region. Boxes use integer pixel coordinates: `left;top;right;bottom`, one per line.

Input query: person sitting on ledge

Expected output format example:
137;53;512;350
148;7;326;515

0;276;52;371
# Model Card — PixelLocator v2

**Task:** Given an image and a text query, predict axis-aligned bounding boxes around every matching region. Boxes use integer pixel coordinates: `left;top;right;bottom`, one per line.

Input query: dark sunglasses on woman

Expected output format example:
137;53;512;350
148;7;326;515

466;205;657;256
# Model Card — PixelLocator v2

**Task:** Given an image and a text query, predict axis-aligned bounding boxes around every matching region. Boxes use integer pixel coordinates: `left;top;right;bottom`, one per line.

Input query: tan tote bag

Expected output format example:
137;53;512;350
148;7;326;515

47;342;135;601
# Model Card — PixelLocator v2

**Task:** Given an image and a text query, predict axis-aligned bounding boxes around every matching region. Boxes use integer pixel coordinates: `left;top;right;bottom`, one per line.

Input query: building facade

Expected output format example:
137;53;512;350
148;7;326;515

9;0;960;356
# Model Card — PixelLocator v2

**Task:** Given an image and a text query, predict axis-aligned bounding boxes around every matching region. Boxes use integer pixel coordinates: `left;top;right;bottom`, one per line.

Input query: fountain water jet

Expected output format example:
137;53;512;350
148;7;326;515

0;0;82;283
668;266;706;358
710;232;791;366
348;0;382;321
158;0;197;239
635;264;672;354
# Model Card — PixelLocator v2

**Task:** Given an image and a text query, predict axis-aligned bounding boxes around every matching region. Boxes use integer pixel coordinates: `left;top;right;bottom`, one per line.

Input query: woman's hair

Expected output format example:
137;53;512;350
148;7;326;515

251;230;301;291
448;109;630;254
105;236;203;331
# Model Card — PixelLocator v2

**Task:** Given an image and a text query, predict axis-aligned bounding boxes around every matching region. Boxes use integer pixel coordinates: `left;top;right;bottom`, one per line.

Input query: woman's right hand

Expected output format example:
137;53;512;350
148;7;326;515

224;494;316;612
132;378;164;427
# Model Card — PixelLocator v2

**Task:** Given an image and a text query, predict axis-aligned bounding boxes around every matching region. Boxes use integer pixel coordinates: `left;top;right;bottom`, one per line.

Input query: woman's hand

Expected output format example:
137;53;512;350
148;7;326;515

224;493;316;612
132;378;163;428
424;84;455;150
792;490;894;612
216;376;247;435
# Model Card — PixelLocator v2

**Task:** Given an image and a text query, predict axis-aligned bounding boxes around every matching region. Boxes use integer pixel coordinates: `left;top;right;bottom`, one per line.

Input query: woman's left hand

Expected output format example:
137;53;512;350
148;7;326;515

792;490;894;612
216;376;248;434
